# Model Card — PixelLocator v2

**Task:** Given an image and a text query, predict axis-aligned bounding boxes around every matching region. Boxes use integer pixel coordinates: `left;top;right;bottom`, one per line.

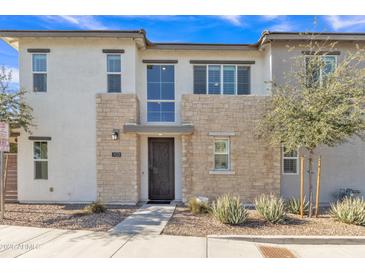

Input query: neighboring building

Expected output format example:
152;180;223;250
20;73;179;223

0;30;364;204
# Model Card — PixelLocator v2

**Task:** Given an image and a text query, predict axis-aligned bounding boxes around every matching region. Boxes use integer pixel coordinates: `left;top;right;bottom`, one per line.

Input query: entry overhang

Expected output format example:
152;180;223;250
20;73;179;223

123;123;194;135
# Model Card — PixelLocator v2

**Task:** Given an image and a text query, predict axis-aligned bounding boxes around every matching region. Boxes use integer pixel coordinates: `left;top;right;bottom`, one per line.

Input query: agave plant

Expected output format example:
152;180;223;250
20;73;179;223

285;197;309;215
255;194;286;224
330;197;365;226
211;194;248;225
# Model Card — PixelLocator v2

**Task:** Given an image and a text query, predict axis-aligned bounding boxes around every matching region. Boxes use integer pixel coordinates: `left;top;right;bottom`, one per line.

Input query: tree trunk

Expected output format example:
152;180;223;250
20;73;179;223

308;149;314;217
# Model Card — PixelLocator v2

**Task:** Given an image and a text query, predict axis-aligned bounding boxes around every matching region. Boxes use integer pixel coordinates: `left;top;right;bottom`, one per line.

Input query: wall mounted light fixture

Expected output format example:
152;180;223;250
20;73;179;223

112;129;119;140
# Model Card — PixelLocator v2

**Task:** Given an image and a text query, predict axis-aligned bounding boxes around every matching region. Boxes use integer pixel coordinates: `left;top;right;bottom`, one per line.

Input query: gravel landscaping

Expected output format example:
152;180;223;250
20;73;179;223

163;207;365;237
0;203;139;232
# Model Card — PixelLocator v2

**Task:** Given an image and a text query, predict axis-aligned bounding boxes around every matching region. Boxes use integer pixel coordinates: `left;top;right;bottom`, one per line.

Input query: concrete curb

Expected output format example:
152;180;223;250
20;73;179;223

207;235;365;245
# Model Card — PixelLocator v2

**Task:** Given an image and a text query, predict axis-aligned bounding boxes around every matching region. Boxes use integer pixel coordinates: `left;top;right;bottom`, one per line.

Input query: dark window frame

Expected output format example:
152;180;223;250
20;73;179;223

146;64;175;123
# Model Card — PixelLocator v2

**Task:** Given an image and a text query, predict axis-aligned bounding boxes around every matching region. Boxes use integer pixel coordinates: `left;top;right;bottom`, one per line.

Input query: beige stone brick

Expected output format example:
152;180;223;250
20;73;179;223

96;93;140;204
181;95;281;203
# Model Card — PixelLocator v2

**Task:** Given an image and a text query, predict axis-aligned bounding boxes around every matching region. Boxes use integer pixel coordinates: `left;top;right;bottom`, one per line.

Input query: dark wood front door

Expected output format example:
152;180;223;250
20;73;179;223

148;138;175;201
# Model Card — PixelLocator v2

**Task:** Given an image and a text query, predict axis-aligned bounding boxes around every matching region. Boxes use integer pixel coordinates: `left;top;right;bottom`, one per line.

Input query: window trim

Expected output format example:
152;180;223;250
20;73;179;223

213;138;230;171
304;54;337;87
106;54;122;93
33;141;48;180
32;53;48;92
146;63;176;123
282;146;299;175
194;64;251;95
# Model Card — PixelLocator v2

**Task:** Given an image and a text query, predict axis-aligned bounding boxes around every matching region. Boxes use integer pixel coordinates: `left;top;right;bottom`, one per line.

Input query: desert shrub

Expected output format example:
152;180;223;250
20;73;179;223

84;201;107;214
255;194;286;224
285;197;309;214
211;194;248;225
330;197;365;225
187;197;209;214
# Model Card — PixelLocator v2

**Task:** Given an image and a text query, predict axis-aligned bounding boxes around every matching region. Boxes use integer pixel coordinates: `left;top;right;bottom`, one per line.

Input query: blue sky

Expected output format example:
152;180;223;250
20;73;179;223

1;15;365;85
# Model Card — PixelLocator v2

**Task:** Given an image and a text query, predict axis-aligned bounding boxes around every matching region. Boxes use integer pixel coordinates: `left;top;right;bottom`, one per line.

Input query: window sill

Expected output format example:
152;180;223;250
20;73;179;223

209;170;235;175
282;173;299;176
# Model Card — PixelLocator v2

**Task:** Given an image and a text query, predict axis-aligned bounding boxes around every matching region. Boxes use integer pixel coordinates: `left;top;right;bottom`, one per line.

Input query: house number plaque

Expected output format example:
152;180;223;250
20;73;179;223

112;152;122;157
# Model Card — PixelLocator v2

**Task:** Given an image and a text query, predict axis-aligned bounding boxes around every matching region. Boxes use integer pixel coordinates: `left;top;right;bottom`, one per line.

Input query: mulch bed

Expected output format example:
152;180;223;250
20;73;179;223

0;203;139;232
163;207;365;237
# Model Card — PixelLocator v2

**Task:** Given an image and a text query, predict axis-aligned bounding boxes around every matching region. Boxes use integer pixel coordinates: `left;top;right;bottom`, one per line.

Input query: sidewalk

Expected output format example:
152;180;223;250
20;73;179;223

109;204;176;235
1;224;365;257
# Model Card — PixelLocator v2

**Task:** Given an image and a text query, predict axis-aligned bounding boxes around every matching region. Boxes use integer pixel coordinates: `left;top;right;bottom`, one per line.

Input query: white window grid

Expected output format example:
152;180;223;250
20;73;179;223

214;138;230;171
198;64;251;95
107;54;122;91
32;53;48;92
304;55;337;87
282;146;299;175
33;141;48;180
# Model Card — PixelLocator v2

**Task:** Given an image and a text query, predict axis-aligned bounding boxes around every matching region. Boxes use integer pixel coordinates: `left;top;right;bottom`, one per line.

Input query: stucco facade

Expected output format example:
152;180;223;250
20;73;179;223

1;30;364;204
270;40;365;203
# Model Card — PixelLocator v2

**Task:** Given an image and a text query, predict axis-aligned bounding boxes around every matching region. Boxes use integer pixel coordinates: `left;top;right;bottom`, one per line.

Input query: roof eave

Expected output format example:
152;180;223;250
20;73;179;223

0;30;147;51
1;37;18;50
147;43;258;51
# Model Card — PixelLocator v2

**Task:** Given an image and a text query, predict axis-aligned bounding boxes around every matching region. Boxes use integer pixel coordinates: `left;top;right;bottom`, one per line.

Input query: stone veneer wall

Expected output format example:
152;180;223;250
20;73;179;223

181;95;281;203
96;93;140;204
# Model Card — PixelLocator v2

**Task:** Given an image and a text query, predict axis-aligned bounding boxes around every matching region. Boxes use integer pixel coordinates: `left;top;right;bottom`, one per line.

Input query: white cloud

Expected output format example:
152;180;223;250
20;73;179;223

217;15;243;26
269;22;294;32
325;16;365;31
42;16;107;30
263;16;295;32
260;15;281;21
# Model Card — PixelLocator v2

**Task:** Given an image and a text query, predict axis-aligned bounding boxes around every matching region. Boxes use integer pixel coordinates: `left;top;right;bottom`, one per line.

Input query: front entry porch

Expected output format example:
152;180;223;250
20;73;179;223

148;137;175;201
139;134;183;203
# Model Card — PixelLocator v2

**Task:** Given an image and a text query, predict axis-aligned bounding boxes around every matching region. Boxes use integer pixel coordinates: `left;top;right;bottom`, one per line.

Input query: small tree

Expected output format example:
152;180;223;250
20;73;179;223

0;66;33;219
259;34;365;217
0;66;33;132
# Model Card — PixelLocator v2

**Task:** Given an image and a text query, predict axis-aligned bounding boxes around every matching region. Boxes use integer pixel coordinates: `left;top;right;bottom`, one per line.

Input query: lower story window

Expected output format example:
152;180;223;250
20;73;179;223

214;139;230;170
34;141;48;179
282;147;298;174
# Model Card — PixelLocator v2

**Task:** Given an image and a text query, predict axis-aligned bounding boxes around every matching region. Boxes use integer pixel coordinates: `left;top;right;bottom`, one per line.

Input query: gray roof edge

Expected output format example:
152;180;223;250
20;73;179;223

0;29;146;38
148;43;257;50
2;29;365;51
258;31;365;46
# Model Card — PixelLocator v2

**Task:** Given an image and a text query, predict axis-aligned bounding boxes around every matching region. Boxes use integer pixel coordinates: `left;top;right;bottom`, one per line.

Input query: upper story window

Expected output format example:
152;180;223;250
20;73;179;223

32;54;47;92
193;64;250;95
147;64;175;122
34;141;48;179
107;54;121;93
282;147;298;175
305;55;336;87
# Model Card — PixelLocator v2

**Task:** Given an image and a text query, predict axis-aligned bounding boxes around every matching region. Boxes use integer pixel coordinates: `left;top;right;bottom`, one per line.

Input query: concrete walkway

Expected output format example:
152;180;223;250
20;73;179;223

1;225;365;257
109;204;176;235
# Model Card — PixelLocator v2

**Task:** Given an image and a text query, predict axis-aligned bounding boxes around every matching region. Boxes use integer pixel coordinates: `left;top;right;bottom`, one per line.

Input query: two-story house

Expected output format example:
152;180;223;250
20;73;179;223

1;30;364;204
